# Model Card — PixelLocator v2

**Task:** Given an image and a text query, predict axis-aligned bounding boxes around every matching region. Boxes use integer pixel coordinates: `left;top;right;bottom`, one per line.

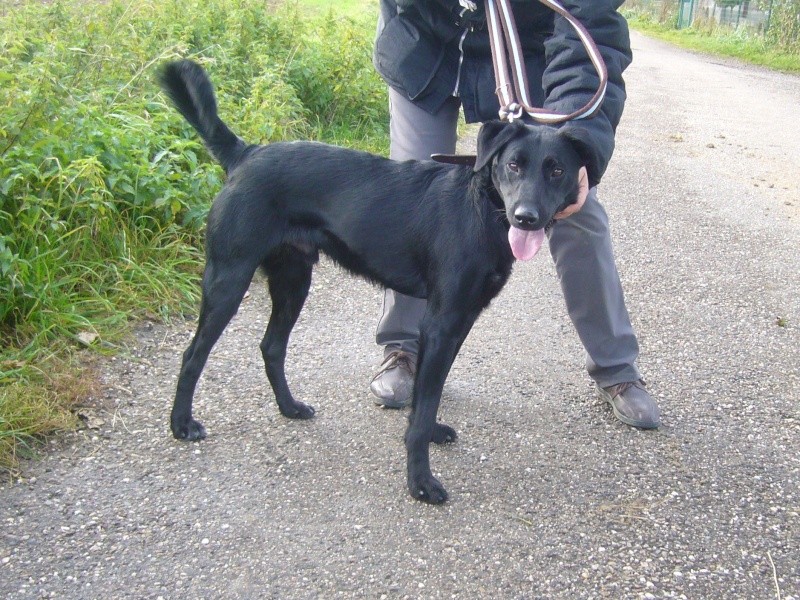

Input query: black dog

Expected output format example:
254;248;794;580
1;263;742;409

159;60;586;503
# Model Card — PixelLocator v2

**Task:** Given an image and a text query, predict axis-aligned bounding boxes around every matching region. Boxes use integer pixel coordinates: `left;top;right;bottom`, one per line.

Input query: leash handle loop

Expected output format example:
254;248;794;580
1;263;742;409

485;0;608;124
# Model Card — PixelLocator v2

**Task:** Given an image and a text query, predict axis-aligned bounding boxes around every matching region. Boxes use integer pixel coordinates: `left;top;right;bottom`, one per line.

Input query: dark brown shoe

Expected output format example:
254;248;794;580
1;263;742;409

369;349;416;408
598;380;660;429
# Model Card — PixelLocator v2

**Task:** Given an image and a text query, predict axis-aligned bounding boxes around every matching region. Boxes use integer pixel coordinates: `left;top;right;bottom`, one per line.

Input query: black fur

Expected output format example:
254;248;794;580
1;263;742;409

158;60;584;503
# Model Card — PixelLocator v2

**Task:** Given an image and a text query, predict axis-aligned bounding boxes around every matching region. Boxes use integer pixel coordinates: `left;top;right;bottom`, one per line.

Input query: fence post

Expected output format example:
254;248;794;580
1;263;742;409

678;0;695;30
764;0;774;34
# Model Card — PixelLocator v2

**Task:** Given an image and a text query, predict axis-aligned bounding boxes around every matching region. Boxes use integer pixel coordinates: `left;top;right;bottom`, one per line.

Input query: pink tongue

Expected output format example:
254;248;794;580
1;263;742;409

508;227;545;261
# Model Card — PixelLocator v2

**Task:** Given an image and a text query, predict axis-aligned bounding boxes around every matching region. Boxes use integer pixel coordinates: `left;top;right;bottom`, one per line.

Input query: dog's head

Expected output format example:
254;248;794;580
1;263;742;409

475;120;589;260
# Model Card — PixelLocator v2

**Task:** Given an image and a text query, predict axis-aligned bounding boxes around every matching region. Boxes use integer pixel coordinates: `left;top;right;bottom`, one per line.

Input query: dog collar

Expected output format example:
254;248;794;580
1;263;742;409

430;153;477;166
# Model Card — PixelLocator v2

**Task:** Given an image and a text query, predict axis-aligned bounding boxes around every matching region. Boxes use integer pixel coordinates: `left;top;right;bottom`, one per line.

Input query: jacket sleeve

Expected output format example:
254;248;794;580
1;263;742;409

541;0;632;187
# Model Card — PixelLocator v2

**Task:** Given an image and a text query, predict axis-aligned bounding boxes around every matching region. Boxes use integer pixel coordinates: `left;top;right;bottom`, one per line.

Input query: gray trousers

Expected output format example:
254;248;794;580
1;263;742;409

375;88;641;388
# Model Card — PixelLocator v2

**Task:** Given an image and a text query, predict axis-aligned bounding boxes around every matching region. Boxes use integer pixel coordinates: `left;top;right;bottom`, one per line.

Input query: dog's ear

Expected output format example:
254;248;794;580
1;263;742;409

474;120;524;172
558;126;599;184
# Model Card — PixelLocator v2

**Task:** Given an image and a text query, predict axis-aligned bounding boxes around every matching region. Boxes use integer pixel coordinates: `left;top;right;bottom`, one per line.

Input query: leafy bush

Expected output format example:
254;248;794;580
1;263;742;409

0;0;388;471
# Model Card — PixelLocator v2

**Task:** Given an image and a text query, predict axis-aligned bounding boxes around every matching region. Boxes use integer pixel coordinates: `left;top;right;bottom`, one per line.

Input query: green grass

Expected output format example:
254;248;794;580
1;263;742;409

295;0;378;17
0;362;85;473
627;14;800;73
0;0;388;473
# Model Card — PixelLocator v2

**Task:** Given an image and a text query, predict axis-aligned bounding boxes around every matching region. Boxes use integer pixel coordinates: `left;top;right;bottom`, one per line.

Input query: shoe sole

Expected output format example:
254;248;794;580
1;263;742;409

372;397;410;409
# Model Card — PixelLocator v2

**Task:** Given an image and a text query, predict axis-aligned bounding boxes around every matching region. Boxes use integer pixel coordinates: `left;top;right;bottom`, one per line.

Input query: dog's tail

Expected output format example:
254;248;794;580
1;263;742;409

158;60;248;173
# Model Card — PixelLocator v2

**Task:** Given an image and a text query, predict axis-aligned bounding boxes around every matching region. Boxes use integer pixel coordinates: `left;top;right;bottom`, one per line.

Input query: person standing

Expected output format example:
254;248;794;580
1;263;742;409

369;0;660;429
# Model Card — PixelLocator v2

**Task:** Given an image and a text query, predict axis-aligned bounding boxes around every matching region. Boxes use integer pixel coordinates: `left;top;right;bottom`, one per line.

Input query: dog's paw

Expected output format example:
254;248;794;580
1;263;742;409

172;418;207;441
408;473;449;504
432;423;457;444
280;401;316;420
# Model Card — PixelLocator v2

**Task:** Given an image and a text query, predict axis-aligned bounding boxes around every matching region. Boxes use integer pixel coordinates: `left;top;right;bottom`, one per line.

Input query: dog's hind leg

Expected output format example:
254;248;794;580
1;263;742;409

172;259;257;440
260;250;316;419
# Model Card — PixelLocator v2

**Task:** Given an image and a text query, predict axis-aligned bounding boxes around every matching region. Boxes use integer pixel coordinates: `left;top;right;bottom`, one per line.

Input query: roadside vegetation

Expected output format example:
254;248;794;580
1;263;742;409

623;3;800;73
0;0;387;473
298;0;378;14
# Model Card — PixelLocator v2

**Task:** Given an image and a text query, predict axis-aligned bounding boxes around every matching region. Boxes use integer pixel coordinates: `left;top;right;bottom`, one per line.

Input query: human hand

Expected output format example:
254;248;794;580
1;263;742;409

554;166;589;220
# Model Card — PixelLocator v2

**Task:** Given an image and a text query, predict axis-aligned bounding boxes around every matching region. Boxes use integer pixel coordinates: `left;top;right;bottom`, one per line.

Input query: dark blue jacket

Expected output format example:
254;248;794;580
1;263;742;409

373;0;632;186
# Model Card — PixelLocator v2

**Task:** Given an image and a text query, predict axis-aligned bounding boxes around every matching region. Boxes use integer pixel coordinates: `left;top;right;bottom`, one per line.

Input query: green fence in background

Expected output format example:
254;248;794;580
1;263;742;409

628;0;777;33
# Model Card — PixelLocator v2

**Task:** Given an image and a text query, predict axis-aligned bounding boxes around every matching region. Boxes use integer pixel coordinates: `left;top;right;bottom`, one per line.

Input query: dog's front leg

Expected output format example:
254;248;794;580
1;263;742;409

405;308;478;504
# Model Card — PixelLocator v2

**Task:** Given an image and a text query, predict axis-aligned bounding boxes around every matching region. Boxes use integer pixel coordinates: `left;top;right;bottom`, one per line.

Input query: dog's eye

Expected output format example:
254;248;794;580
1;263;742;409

551;167;565;178
507;161;520;173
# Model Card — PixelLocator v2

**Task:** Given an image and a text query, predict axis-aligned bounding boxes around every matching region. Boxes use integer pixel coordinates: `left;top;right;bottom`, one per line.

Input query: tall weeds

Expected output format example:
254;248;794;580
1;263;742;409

767;0;800;53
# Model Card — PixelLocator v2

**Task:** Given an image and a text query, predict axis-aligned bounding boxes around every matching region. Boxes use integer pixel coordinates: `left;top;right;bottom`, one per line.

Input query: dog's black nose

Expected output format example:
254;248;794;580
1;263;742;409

514;207;539;228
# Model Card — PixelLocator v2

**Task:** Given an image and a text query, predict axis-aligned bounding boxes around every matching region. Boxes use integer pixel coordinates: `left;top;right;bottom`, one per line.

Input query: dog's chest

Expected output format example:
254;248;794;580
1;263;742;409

477;256;513;306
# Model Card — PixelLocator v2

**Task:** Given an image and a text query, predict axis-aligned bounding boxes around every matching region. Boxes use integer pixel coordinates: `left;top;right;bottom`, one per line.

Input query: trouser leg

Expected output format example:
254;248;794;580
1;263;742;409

375;88;461;354
548;189;641;388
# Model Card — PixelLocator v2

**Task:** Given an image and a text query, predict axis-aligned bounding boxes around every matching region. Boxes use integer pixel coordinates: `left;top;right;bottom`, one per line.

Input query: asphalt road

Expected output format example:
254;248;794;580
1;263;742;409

2;32;798;600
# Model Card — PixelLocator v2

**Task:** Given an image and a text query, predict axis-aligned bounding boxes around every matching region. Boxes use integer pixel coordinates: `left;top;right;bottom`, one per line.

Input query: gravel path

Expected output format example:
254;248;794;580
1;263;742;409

2;32;798;599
